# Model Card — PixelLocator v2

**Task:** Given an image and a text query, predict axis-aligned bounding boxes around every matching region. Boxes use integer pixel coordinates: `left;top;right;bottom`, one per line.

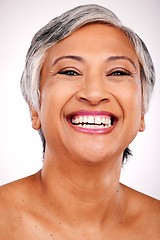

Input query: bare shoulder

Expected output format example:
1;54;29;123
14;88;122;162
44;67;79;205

121;184;160;237
123;183;160;211
0;171;41;235
0;171;41;201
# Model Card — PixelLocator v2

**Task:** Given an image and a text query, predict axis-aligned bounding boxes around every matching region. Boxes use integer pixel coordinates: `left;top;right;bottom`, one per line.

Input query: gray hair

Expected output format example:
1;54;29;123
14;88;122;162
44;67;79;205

20;4;155;113
20;4;155;163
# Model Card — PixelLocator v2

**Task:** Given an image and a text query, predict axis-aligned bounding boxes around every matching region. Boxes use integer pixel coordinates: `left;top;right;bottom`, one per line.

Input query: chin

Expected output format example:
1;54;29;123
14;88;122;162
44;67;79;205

74;148;115;166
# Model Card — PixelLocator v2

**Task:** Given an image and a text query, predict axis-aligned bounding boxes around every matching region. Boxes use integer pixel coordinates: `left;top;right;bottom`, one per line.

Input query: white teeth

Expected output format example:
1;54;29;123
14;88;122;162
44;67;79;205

83;116;88;123
75;117;79;124
71;115;113;129
94;116;101;125
72;118;75;124
79;116;83;123
88;116;94;124
101;117;106;125
105;118;108;125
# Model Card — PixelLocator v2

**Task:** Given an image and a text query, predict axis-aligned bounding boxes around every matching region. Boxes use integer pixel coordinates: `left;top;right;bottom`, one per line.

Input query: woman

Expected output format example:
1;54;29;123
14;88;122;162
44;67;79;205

0;4;159;239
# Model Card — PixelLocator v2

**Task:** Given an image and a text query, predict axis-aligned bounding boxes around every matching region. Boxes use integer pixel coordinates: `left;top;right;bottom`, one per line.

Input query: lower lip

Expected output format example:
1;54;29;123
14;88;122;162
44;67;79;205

68;121;116;134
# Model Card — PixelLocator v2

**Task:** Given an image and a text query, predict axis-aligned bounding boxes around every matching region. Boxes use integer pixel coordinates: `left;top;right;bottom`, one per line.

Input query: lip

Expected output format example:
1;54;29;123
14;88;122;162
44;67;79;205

66;110;118;134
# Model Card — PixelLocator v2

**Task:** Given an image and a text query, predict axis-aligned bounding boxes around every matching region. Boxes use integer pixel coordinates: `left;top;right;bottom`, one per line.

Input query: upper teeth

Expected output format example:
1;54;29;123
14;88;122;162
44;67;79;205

71;115;112;126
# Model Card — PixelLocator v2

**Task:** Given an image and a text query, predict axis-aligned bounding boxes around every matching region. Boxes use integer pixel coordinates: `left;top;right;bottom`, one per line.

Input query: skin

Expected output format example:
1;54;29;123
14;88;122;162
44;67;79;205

0;24;159;239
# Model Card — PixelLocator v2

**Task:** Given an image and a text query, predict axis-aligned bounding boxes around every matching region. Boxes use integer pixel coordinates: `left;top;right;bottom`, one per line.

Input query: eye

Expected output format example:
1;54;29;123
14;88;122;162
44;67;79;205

58;69;81;76
108;69;131;76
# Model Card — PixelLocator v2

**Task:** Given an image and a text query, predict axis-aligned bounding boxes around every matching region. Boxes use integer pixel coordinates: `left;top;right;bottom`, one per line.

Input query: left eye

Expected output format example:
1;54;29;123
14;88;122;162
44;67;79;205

58;70;80;76
109;70;130;76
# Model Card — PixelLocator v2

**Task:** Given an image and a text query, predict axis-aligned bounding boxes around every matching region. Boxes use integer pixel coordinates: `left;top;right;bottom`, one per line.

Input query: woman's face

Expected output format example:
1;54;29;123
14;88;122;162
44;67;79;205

36;23;145;164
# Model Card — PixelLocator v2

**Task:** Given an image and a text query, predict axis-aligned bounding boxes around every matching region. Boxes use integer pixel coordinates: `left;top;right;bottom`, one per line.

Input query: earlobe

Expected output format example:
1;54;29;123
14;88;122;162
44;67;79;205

30;107;41;130
139;116;145;132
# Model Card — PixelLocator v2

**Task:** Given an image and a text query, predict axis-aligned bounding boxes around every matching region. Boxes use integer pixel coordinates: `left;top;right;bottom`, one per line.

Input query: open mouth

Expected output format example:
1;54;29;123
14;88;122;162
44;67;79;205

67;111;118;133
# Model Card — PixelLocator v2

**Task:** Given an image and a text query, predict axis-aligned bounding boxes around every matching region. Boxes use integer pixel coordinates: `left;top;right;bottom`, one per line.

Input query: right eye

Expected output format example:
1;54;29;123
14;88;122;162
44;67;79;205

58;69;81;76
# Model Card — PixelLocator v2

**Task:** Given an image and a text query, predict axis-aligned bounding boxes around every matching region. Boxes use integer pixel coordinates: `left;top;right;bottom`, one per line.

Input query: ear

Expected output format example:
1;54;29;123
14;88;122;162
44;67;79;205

139;115;145;132
30;107;41;130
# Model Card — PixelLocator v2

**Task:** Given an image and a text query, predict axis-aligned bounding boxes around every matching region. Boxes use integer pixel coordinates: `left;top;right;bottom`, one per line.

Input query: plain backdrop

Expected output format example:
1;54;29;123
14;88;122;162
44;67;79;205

0;0;160;200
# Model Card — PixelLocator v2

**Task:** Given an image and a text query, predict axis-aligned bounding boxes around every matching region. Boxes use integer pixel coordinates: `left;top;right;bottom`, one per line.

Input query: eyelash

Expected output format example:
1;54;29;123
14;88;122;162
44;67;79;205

108;69;131;76
58;69;80;76
57;69;131;77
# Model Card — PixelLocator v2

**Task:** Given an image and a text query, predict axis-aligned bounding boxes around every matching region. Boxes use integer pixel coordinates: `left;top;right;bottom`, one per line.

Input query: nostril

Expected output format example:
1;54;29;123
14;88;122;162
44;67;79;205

80;97;88;101
101;98;109;103
77;96;90;103
77;95;110;105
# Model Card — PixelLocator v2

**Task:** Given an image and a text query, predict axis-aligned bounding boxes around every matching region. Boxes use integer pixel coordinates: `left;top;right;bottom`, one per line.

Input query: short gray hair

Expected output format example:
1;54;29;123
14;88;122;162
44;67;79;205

20;4;155;113
20;4;155;163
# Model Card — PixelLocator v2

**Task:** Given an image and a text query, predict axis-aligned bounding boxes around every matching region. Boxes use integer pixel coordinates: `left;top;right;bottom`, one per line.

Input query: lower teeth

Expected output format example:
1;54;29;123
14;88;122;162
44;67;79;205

74;124;110;129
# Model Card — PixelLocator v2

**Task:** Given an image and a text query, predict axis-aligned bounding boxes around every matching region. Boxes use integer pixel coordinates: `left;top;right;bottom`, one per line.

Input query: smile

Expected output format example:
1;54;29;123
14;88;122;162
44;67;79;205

67;111;118;134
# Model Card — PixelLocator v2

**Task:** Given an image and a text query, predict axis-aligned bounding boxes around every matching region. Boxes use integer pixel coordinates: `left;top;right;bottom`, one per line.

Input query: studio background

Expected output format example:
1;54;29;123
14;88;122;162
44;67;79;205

0;0;160;200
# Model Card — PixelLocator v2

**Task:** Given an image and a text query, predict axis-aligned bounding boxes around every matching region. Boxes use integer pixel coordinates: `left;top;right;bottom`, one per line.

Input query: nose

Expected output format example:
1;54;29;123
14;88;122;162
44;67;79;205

76;74;110;105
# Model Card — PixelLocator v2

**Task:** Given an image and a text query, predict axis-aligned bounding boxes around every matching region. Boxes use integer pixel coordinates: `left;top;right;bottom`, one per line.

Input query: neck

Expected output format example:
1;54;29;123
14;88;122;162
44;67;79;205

40;148;124;232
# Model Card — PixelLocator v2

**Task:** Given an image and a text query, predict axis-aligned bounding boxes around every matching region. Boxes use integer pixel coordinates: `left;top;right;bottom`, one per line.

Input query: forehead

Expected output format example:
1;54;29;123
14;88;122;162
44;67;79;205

46;23;139;65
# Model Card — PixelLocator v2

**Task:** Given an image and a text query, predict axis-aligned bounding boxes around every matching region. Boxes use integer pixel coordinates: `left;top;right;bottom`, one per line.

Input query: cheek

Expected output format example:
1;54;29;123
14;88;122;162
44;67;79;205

39;89;64;146
115;79;142;112
129;83;142;113
40;82;77;131
118;81;143;134
122;87;141;112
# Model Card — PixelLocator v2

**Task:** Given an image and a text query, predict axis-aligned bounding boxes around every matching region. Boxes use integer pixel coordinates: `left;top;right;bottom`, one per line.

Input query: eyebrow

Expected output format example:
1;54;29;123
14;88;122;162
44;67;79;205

106;56;136;70
52;55;84;66
52;54;136;70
